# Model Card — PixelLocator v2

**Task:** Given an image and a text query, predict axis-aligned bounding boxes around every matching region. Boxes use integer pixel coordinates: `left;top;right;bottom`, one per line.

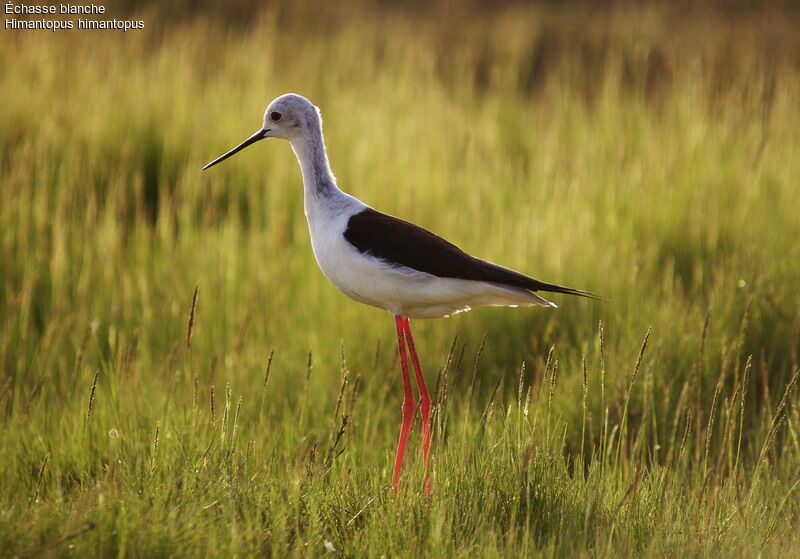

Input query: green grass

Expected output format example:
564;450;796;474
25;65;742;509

2;2;800;557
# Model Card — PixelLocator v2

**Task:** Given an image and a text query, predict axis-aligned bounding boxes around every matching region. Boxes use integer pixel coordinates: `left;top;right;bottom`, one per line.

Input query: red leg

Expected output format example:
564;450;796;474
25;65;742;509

392;315;415;492
402;317;432;495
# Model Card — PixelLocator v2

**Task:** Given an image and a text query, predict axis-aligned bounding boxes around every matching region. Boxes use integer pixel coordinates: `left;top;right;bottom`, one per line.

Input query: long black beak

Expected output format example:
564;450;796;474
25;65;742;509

202;129;269;171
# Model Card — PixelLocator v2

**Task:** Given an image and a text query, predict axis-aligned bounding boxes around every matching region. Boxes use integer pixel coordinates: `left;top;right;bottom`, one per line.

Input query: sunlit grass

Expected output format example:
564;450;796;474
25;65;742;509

1;2;799;556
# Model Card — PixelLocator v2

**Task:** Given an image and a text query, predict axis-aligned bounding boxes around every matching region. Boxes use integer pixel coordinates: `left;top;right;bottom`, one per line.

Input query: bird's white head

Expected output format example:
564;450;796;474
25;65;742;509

202;93;321;171
262;93;321;141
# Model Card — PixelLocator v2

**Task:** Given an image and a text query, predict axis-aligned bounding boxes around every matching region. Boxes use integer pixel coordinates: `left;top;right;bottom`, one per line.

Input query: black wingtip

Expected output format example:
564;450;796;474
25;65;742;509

533;281;605;302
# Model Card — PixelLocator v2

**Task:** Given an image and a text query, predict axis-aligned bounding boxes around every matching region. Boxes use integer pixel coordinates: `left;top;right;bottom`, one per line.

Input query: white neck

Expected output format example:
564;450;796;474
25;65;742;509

289;126;344;218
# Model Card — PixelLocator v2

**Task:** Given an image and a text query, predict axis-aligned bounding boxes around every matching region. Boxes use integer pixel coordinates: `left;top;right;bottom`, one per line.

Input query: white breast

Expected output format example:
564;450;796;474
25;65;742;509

305;192;377;300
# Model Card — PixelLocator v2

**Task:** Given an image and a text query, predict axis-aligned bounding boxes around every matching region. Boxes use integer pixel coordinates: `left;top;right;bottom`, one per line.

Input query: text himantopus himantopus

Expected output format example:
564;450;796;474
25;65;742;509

202;93;596;493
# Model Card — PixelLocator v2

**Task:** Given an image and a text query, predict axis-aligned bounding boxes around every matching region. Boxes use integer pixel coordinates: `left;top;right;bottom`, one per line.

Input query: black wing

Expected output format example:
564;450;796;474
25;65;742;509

343;207;597;299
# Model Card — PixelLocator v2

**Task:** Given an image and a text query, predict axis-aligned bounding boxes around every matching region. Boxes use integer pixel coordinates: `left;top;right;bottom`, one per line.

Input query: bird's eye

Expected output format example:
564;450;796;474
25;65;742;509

271;111;282;121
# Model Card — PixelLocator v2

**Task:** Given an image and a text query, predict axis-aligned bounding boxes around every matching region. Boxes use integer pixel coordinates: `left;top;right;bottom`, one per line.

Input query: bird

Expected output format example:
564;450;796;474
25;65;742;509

202;93;596;494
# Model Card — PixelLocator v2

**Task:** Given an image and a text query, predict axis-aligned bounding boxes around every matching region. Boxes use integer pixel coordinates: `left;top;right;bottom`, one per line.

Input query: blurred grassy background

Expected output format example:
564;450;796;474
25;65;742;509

1;1;800;557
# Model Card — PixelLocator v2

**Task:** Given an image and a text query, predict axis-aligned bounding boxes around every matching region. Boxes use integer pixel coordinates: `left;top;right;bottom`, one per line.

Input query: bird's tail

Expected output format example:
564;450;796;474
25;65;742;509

529;279;602;301
476;259;602;302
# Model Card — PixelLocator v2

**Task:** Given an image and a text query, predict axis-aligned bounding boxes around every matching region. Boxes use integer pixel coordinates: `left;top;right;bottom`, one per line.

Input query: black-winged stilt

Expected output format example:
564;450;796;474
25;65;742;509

202;93;596;493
